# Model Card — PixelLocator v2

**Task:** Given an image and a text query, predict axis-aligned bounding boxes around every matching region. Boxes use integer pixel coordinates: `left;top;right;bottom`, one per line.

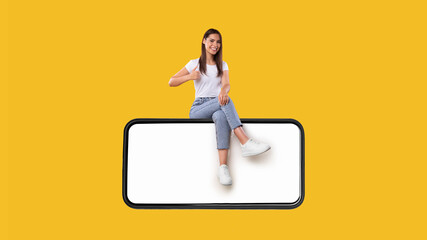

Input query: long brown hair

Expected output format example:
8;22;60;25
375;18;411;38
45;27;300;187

198;28;223;77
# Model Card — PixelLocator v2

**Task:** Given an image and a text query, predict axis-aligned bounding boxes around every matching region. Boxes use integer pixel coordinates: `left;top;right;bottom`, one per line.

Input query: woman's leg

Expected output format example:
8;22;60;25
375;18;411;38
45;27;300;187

219;99;251;145
190;99;233;185
218;149;228;166
212;110;231;165
212;108;233;185
212;110;231;150
190;97;250;145
215;98;270;157
233;127;250;144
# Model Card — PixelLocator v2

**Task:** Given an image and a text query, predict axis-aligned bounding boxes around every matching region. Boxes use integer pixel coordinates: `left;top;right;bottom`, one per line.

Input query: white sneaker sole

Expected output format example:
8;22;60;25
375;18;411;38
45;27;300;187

217;173;232;186
220;180;232;186
242;146;271;157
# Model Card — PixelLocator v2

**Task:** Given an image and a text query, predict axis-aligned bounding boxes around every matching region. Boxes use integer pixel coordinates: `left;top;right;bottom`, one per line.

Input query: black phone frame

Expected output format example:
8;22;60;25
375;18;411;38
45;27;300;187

123;118;305;209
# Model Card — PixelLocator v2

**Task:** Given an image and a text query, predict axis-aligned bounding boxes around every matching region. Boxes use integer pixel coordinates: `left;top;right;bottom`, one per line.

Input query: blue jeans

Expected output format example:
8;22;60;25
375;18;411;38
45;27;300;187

189;97;242;150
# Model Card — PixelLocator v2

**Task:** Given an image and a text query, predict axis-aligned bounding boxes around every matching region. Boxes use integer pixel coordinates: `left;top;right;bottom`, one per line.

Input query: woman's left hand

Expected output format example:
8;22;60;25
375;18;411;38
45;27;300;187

218;90;229;106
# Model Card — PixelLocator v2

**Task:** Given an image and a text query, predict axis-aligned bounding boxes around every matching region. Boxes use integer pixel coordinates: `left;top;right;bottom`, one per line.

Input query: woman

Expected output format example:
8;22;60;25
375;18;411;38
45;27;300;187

169;28;270;186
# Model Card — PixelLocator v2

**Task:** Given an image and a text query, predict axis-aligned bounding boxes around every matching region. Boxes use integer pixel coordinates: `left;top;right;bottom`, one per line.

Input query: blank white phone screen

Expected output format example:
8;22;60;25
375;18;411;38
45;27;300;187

125;121;303;206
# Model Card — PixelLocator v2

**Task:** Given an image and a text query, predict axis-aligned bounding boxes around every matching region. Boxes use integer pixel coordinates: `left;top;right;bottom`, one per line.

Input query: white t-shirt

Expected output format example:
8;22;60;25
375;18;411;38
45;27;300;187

185;58;229;98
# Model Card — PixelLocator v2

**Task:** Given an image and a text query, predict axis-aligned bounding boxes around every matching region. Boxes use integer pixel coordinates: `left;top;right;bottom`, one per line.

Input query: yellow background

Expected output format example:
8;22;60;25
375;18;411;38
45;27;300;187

3;0;427;239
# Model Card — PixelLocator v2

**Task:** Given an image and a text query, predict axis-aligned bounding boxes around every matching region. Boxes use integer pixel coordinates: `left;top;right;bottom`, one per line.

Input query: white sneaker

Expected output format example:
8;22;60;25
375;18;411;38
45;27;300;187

241;138;271;157
217;164;232;186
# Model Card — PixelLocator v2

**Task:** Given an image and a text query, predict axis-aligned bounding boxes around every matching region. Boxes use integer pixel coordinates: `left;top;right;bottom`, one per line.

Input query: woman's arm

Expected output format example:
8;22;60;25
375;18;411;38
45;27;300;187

169;66;200;87
218;70;230;105
220;70;230;93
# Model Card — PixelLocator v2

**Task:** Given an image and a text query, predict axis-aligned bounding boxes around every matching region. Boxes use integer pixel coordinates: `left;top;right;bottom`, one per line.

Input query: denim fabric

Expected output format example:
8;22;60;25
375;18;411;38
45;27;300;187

189;97;242;149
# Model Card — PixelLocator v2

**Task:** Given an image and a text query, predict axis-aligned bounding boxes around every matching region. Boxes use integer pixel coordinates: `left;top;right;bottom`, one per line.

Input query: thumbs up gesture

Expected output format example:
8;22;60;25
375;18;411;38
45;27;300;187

189;65;201;80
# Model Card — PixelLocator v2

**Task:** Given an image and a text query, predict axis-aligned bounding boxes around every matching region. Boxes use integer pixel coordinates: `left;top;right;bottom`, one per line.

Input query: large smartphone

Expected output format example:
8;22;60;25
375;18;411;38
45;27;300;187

123;118;305;209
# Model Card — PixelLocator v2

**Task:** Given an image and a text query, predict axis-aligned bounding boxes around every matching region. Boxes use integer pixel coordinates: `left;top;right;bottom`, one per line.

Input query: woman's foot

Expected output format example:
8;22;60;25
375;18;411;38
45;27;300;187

217;164;232;186
241;138;271;157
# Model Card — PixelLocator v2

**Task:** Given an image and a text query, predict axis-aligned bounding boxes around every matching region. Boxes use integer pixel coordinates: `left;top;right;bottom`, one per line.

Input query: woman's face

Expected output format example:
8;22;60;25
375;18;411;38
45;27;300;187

203;33;221;56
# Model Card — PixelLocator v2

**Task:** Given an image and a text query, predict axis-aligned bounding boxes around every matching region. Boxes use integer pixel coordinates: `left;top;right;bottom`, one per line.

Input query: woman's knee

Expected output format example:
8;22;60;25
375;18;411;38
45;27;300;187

212;110;227;122
189;109;200;119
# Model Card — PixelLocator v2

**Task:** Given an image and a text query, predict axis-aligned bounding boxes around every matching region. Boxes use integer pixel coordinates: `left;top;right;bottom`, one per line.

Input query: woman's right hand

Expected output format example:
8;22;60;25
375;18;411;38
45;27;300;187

189;65;201;80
